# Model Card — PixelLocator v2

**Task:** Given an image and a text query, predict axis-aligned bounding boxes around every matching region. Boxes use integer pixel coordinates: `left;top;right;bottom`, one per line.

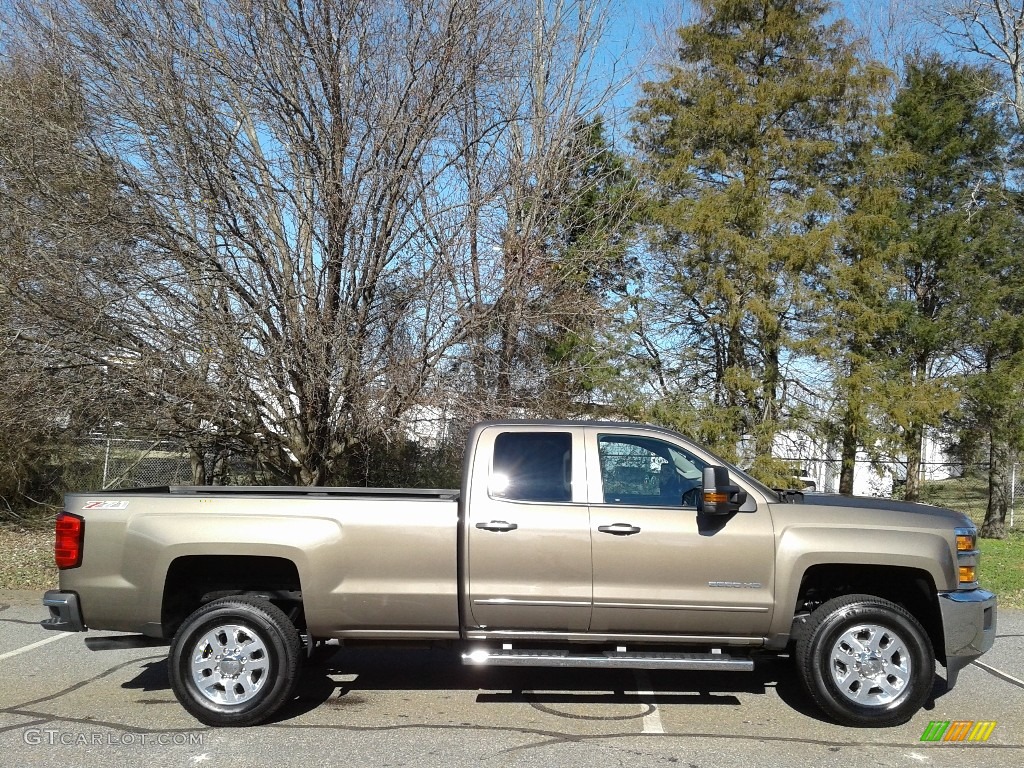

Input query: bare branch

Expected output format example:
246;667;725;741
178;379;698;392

928;0;1024;128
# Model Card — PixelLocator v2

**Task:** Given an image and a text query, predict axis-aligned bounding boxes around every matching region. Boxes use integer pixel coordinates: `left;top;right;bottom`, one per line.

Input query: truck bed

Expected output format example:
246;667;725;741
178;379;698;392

61;487;462;639
96;485;460;500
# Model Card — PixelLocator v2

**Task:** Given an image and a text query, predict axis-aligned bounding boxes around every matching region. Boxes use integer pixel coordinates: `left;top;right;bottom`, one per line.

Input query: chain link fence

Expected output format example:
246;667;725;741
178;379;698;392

74;437;194;489
916;463;1021;528
69;434;464;491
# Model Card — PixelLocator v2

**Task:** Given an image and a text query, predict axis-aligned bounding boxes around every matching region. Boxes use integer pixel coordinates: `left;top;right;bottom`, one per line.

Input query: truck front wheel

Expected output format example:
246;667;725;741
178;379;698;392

795;594;934;727
169;597;302;726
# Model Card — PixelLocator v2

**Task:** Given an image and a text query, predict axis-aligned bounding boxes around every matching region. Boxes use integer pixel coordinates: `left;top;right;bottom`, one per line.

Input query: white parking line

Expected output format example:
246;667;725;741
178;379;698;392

0;632;73;662
972;660;1024;690
634;670;665;734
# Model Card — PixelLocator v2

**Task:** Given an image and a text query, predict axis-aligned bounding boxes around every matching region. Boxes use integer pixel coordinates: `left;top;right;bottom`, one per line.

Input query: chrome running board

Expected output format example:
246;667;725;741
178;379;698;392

461;647;753;671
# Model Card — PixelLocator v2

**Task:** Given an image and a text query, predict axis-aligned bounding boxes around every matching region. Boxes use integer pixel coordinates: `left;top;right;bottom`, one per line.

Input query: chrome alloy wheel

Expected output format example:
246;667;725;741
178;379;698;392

190;623;270;706
829;623;912;706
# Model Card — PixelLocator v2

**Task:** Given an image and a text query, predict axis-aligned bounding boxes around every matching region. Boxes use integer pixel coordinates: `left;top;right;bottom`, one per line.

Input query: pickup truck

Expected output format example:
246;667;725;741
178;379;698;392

41;420;996;728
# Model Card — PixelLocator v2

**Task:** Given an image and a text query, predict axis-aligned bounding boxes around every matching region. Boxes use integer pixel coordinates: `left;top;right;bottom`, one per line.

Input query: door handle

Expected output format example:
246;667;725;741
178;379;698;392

598;523;641;536
476;520;519;532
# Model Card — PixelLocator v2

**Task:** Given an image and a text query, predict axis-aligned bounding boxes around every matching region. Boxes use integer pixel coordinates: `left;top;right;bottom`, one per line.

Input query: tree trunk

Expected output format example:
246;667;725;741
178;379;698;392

189;446;207;486
903;422;923;501
211;445;229;486
980;432;1009;539
839;402;858;495
754;333;782;461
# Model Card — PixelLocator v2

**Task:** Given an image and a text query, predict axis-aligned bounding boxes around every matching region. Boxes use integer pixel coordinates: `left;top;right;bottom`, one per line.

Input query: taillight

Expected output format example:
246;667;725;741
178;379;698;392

55;512;85;569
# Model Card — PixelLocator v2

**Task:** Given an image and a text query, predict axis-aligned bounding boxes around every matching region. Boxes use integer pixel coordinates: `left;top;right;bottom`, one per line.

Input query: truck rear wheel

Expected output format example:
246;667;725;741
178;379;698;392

795;594;934;727
169;597;302;726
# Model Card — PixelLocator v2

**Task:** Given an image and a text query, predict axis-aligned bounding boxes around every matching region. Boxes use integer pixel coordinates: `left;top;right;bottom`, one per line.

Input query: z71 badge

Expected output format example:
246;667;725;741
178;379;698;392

82;501;130;510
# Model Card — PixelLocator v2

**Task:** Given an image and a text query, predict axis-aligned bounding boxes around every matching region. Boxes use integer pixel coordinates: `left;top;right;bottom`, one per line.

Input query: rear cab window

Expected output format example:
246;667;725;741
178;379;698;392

489;432;573;503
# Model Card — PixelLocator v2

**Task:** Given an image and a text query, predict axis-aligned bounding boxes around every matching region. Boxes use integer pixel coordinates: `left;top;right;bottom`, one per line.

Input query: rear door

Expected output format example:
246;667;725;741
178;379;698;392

465;426;592;632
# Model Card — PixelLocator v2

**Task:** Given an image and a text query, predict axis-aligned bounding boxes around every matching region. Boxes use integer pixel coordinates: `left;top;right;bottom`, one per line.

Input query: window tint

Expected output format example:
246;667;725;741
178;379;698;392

598;434;706;506
491;432;572;503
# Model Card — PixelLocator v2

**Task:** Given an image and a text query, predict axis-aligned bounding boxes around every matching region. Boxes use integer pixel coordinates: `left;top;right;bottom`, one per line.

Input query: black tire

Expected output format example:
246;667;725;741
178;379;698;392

169;597;302;727
795;594;934;727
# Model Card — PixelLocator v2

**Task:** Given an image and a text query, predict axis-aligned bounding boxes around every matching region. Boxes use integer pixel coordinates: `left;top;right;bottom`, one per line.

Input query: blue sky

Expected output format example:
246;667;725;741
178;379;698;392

597;0;944;136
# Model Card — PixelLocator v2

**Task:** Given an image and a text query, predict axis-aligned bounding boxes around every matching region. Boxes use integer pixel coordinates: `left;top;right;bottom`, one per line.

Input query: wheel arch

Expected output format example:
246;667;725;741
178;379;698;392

789;564;945;665
161;555;304;639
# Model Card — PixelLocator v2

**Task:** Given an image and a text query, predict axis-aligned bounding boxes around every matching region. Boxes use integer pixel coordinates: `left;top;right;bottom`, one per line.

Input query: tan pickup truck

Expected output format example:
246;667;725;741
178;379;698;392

41;420;996;728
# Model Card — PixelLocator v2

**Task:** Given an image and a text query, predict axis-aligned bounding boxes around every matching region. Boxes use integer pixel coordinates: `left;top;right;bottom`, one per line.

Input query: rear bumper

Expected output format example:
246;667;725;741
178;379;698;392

938;588;997;687
41;590;87;632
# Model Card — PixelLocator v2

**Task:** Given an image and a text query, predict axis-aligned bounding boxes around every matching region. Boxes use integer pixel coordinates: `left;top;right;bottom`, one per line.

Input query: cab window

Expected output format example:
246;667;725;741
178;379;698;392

597;434;706;507
490;432;572;503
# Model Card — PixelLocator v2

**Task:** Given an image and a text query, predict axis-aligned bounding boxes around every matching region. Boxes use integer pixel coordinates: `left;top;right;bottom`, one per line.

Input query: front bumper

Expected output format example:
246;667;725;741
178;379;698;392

938;588;997;688
41;590;87;632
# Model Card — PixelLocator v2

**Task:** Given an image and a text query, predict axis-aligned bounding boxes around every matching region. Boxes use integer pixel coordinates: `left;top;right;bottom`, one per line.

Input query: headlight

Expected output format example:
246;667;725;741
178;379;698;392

955;526;979;588
956;529;976;552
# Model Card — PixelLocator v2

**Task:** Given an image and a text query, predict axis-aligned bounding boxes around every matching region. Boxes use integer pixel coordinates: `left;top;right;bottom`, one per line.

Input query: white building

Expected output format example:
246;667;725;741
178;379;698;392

773;429;957;497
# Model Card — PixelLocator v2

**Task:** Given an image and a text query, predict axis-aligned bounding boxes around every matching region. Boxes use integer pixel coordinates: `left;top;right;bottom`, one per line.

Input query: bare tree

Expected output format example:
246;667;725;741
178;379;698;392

931;0;1024;127
847;0;931;70
451;0;637;421
7;0;630;486
0;53;137;513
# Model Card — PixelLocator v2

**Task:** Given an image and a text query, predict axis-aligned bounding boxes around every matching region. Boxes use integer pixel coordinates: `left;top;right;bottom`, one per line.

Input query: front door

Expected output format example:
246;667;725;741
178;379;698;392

466;427;592;632
588;430;775;636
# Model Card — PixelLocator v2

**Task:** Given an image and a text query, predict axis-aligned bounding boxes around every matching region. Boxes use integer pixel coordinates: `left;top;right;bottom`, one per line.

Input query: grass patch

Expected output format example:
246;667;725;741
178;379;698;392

0;525;57;591
918;474;989;520
920;476;1024;607
979;530;1024;609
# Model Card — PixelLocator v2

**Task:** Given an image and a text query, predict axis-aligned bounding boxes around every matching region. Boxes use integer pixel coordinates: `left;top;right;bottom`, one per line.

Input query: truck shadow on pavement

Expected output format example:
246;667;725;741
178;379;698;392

275;646;949;726
119;646;952;726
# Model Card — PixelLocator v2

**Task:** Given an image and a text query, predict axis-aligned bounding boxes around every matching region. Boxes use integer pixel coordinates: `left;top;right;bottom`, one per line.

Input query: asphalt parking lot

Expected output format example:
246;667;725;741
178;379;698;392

1;590;1022;768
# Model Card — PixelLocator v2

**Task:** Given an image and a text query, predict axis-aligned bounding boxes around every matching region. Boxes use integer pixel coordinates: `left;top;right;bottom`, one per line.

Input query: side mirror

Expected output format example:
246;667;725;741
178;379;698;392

701;466;747;515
